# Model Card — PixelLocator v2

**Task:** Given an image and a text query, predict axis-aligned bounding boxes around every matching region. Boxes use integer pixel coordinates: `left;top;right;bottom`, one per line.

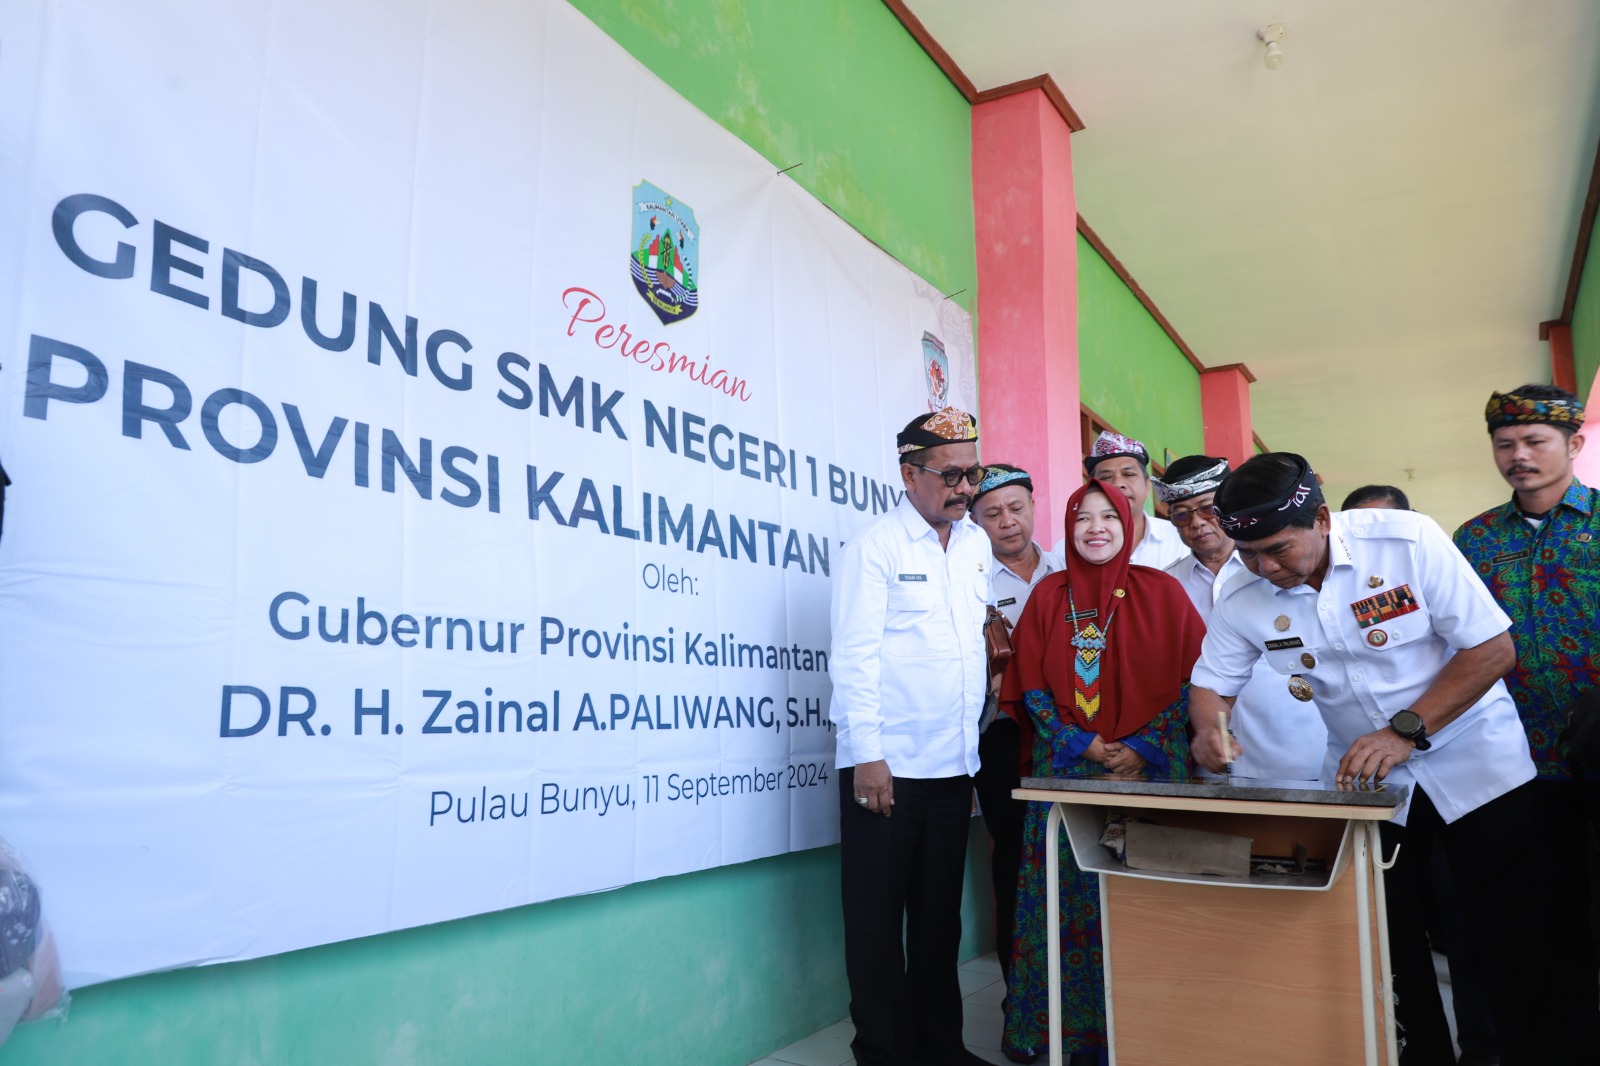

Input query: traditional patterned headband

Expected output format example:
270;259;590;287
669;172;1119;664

1084;430;1149;474
1153;457;1230;504
897;406;979;455
1484;390;1585;433
971;468;1033;505
1217;454;1320;542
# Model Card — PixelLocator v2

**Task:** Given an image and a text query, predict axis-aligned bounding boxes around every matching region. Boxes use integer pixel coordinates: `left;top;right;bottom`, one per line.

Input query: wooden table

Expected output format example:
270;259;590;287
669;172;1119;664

1012;776;1406;1066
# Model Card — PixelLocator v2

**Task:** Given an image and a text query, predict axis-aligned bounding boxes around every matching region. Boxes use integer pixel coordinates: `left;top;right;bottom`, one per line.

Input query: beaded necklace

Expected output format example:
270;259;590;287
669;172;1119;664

1067;584;1122;722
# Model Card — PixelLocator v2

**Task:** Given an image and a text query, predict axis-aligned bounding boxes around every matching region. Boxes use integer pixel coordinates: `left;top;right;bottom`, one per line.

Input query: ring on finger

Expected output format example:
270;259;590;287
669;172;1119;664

856;795;870;806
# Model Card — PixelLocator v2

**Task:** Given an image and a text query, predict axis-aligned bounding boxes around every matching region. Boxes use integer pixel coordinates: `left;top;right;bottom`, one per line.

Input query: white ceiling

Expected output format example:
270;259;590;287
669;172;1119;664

907;0;1600;527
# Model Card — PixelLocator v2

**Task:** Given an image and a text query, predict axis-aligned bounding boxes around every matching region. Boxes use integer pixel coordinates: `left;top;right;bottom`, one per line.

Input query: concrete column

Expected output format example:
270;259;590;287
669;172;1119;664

972;89;1078;544
1549;323;1578;394
1575;358;1600;486
1199;363;1257;466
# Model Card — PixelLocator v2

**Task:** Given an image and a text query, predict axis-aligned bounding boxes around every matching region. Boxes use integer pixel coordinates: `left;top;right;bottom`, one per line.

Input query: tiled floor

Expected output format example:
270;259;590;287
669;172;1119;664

752;950;1461;1065
749;952;1012;1066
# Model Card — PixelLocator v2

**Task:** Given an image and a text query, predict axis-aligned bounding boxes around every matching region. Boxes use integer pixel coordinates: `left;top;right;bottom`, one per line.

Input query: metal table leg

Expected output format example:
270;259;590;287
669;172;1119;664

1046;801;1063;1066
1371;825;1400;1066
1353;822;1383;1066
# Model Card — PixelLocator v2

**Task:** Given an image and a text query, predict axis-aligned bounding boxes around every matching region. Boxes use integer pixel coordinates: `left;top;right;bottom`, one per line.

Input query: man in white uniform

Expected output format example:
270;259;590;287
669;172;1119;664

1189;451;1597;1066
967;463;1063;993
830;406;992;1066
1154;454;1326;781
1054;430;1186;570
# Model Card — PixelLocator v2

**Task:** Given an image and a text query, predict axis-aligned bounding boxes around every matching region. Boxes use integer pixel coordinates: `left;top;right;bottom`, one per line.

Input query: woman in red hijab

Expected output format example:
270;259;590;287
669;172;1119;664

999;481;1205;1066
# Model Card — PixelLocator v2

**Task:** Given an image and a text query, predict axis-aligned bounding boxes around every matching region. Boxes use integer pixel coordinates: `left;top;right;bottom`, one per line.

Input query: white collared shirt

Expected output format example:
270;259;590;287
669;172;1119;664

1053;511;1188;571
1191;509;1534;825
989;542;1065;628
982;542;1064;731
1133;514;1190;570
1166;551;1328;781
829;496;991;777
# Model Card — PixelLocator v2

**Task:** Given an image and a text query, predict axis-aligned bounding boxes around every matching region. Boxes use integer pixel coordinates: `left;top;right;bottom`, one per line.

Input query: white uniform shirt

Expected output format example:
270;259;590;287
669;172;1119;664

830;496;990;777
1166;551;1328;781
989;543;1065;628
1133;514;1189;570
984;543;1065;731
1191;509;1534;825
1054;512;1187;571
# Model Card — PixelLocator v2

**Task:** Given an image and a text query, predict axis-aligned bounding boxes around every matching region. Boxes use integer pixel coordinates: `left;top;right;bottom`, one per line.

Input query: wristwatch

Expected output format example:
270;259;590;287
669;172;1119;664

1388;709;1431;751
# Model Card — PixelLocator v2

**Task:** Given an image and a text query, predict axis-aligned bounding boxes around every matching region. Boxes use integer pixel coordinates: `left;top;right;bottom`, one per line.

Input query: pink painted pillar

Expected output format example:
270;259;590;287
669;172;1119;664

1200;364;1257;466
1576;360;1600;487
972;90;1079;545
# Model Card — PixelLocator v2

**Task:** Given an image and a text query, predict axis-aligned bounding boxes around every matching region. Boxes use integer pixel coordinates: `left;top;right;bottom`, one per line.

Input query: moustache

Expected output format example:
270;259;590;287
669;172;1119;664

1509;466;1538;476
945;494;972;508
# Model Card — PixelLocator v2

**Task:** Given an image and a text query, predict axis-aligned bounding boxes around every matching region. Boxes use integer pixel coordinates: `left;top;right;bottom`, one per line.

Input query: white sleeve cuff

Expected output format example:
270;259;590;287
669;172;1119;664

1190;662;1246;700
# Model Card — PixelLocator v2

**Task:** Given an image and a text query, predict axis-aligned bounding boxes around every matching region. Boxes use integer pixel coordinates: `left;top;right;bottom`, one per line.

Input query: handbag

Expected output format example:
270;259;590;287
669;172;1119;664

984;605;1014;679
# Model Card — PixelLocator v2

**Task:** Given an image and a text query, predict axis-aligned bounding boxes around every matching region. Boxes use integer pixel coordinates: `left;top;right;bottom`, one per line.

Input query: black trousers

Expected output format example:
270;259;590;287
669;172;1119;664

1380;780;1600;1066
973;717;1027;988
1425;845;1498;1057
840;769;973;1066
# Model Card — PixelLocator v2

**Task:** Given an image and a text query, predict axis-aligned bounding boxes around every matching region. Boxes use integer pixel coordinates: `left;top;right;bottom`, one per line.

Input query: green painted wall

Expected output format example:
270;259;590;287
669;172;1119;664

1572;241;1600;401
6;2;987;1064
1076;233;1206;465
12;838;991;1066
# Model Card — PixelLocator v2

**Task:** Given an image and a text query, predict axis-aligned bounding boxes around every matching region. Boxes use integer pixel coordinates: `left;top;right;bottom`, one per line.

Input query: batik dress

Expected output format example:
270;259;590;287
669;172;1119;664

997;481;1204;1063
1000;680;1191;1060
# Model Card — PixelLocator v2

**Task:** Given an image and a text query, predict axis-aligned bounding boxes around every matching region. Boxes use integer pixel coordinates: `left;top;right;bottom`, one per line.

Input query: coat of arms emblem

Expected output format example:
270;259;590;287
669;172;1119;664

921;332;949;411
631;181;700;325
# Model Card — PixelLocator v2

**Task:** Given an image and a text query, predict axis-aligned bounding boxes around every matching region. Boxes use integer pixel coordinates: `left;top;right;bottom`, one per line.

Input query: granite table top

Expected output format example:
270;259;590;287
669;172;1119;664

1017;774;1408;810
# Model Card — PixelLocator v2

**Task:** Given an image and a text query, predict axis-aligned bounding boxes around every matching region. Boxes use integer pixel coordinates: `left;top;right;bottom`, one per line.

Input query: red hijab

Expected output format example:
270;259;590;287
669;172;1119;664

1003;482;1204;743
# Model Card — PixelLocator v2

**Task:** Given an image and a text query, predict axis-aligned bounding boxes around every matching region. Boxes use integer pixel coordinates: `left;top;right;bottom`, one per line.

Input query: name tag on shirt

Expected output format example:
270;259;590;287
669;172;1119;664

1491;549;1531;564
1350;584;1419;629
1264;637;1304;650
997;597;1017;608
1067;608;1097;622
898;573;927;582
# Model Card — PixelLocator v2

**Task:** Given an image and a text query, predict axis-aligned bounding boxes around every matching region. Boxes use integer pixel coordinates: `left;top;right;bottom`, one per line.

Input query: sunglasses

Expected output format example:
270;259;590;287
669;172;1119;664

1168;504;1222;528
909;462;987;488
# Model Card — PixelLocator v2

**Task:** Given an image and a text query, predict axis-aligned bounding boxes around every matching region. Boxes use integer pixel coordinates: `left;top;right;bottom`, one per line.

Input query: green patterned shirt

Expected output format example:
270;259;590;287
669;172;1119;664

1453;480;1600;780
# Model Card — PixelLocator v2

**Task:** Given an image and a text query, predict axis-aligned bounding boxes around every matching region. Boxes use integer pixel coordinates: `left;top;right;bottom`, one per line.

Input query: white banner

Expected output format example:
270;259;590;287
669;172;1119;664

0;0;975;984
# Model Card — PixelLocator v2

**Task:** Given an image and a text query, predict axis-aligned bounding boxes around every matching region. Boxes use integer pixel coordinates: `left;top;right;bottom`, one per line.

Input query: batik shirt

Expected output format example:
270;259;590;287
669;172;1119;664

1454;479;1600;780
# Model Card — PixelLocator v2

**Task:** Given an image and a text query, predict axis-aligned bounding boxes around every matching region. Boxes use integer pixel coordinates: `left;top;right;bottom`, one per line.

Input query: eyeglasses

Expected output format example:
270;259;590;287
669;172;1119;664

909;462;987;487
1169;504;1222;528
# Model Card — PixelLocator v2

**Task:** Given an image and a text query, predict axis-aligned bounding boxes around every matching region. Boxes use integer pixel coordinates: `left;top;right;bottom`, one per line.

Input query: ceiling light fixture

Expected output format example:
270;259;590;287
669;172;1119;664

1258;23;1286;70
